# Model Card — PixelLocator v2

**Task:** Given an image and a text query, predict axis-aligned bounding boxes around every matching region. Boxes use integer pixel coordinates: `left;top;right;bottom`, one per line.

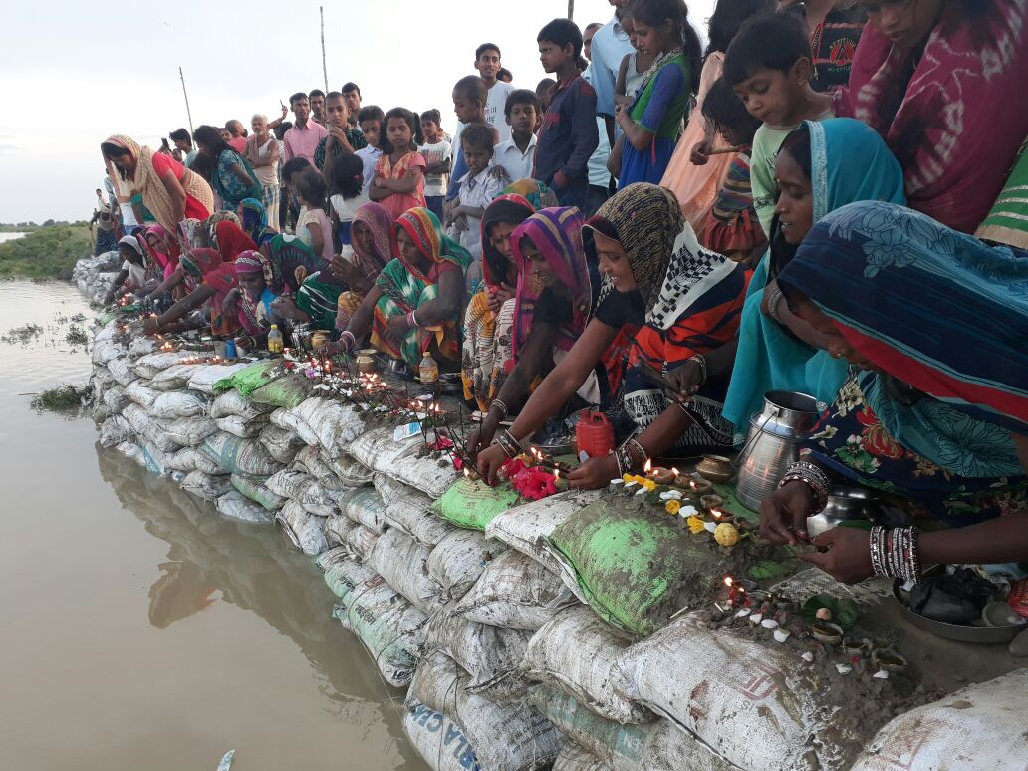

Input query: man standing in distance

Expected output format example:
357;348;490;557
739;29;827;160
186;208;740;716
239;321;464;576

342;83;362;130
309;89;328;126
282;92;328;166
587;0;635;148
475;43;515;144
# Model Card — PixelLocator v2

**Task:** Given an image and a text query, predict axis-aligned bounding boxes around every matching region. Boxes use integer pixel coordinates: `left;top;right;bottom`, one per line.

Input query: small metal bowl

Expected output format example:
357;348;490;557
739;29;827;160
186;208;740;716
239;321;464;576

696;455;734;484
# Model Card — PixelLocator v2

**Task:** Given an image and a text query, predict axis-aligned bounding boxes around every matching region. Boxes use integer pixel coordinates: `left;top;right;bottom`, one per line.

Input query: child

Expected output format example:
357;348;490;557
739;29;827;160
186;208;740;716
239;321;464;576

445;76;499;209
418;109;452;223
370;107;426;221
614;0;703;188
534;18;599;209
448;124;510;271
492;90;541;184
614;10;655;109
354;105;385;191
475;43;516;143
330;153;370;252
295;168;334;260
535;78;557;113
723;10;834;235
700;77;767;266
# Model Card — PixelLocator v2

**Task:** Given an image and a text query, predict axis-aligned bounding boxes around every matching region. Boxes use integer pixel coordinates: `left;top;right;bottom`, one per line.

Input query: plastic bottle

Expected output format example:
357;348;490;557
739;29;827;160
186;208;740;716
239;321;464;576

419;351;439;384
268;325;284;354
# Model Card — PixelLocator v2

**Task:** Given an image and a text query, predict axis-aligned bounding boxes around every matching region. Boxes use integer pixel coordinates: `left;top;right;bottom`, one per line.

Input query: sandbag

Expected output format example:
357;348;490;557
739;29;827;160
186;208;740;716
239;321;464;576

374;473;417;505
149;363;201;391
107;357;138;387
424;607;531;692
230;473;286;511
268;406;299;433
382;487;448;543
324;514;355;547
163;416;218;447
200;432;283;477
285;397;364;457
320;552;378;603
403;699;482;771
215;414;268;438
487;490;601;574
552;743;607;771
123;404;182;453
92;339;127;366
345;524;380;563
211;358;279;395
102;384;129;414
99;415;133;448
216;490;276;524
210;389;273;420
392;455;461;500
165;446;200;473
149;389;208;419
433;477;521;531
347;426;422;474
531;685;733;771
134;350;216;379
615;612;863;771
454;550;579;631
328;455;375;488
116;441;143;463
258;424;304;464
851;670;1028;771
125;380;160;410
126;334;159;357
276;500;329;556
369;529;444;614
138;440;172;476
409;654;563;771
334;578;427;687
249;371;315;408
427;529;507;600
188;362;251;394
342;487;388;533
524;607;652;725
266;469;336;516
181;470;234;501
292;446;342;488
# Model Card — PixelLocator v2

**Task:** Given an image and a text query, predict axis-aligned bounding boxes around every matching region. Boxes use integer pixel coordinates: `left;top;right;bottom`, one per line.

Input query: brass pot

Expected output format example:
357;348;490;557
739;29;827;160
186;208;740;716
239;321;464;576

356;349;377;374
309;330;331;350
696;455;734;484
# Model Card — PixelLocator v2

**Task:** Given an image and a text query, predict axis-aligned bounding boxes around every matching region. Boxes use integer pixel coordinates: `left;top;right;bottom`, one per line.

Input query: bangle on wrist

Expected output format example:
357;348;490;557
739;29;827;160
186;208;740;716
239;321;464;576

688;354;708;386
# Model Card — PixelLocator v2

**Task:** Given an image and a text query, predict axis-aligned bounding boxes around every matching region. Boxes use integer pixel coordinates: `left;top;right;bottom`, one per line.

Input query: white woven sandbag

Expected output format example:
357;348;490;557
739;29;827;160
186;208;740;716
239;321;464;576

345;524;380;563
215;491;275;524
134;350;216;379
328;455;374;487
149;389;208;419
368;529;444;615
102;385;130;414
165;447;200;473
266;469;336;516
149;363;201;391
122;404;181;453
324;514;355;547
210;389;274;420
268;406;300;432
99;415;133;448
138;440;172;476
851;670;1028;771
164;416;218;447
427;529;507;600
258;424;304;464
486;489;601;573
424;607;532;691
454;550;580;631
116;441;143;464
214;414;267;438
524;607;652;725
347;426;422;472
291;446;341;488
187;362;250;394
107;356;138;387
276;500;329;556
403;699;482;771
391;454;460;500
125;380;160;410
200;432;283;477
552;743;608;771
181;470;233;501
341;488;388;533
286;397;365;457
92;339;127;366
230;473;286;512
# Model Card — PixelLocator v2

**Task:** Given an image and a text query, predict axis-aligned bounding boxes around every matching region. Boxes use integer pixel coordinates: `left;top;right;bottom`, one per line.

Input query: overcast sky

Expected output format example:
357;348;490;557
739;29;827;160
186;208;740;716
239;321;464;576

0;0;714;223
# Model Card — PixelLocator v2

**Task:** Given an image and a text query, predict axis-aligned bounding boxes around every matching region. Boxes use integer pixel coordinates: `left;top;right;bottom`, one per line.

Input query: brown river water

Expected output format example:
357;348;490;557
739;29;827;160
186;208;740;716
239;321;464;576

0;280;423;770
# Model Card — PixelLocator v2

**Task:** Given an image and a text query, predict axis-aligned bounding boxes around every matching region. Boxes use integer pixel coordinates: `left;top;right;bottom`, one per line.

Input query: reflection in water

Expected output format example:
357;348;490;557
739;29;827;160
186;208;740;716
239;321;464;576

96;445;421;766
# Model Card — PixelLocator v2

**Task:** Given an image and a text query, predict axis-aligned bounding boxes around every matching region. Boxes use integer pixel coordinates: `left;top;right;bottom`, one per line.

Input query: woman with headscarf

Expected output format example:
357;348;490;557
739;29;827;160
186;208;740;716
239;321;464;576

329;202;393;333
192;125;263;211
722;118;907;442
142;248;240;337
461;194;536;411
103;235;153;304
229;250;279;344
250;233;345;332
101;135;214;232
338;208;471;370
237;197;278;247
209;218;257;263
143;225;179;280
477;183;749;487
498;179;560;210
468;206;595;457
760;199;1028;584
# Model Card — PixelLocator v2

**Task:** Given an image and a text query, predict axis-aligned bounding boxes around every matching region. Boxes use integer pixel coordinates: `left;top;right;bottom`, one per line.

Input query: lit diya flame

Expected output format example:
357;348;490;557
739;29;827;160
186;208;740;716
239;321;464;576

643;458;652;474
711;508;724;520
671;467;680;476
723;576;733;588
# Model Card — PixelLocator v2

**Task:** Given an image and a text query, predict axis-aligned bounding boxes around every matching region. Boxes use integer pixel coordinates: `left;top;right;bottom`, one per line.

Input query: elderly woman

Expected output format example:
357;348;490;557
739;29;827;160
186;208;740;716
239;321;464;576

477;183;750;487
142;248;240;337
101;135;214;232
761;200;1028;584
243;115;281;227
192;125;262;211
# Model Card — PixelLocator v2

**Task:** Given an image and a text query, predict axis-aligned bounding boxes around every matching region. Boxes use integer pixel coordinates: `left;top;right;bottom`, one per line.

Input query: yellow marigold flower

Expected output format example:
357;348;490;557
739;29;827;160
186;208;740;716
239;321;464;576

686;516;707;534
665;500;681;515
642;480;657;491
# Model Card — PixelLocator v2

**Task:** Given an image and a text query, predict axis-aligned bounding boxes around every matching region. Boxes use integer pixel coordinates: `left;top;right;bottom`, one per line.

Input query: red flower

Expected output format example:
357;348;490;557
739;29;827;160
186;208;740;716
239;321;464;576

511;467;558;500
856;407;903;460
498;457;527;481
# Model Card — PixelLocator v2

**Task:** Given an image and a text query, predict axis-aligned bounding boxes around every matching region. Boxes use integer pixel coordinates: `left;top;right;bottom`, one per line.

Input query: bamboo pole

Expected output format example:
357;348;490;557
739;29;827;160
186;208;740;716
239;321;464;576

568;0;574;19
320;6;329;94
178;67;194;136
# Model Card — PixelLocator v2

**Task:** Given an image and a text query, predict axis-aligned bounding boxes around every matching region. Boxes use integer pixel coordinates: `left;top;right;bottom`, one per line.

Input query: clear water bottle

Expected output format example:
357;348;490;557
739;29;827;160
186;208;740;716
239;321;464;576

419;351;438;384
268;324;284;354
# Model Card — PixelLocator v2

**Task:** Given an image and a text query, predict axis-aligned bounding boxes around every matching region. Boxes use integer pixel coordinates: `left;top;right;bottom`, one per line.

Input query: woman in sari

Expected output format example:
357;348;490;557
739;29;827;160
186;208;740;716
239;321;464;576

237;197;278;247
722;118;907;442
498;179;559;210
468;206;593;457
461;194;536;411
142;248;240;337
833;0;1028;234
338;208;471;370
101;135;213;232
477;183;749;488
209;218;257;262
143;225;179;280
330;202;393;332
761;200;1028;584
249;234;344;332
229;250;278;344
192;125;263;211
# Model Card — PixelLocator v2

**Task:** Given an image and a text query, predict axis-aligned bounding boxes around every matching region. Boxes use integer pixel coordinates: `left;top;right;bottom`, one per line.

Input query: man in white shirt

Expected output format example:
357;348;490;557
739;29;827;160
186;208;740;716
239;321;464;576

475;43;515;144
587;1;635;147
491;89;541;184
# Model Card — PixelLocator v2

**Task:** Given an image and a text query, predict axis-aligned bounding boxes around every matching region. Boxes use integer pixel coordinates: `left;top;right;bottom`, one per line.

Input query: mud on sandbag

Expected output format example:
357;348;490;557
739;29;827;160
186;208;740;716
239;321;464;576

339;487;388;533
125;380;160;410
215;414;269;438
319;552;378;605
552;743;608;771
276;500;329;556
530;685;733;771
149;389;209;420
258;424;305;465
427;529;507;601
266;468;336;516
107;357;138;387
122;404;182;453
99;415;133;448
285;397;365;457
216;490;276;524
133;350;217;379
102;384;130;414
347;426;423;474
368;529;444;615
424;607;532;694
230;473;286;512
486;490;601;575
432;477;521;532
324;514;356;547
291;446;344;490
210;389;274;420
163;416;218;447
181;469;234;501
403;698;482;771
165;447;200;473
328;455;374;488
345;524;380;563
453;550;579;631
200;432;283;477
524;607;653;725
391;454;461;500
408;653;564;771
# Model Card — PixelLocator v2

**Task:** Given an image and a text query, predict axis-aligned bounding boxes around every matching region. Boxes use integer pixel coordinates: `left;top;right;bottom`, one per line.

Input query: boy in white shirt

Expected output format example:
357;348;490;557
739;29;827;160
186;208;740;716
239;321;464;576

475;43;515;144
418;109;452;224
491;90;541;185
354;105;384;189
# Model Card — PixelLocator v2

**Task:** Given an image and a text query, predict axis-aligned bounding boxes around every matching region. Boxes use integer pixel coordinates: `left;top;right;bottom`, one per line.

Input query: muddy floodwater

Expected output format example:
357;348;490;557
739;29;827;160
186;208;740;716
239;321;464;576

0;281;423;770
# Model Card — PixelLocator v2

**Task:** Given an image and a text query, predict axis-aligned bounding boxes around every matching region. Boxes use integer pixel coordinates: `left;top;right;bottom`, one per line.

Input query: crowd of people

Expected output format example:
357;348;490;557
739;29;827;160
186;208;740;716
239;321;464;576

93;0;1028;587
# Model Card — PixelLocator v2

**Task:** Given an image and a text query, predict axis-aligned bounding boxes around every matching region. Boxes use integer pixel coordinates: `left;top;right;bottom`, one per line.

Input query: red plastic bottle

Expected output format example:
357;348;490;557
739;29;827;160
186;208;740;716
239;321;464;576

576;410;615;459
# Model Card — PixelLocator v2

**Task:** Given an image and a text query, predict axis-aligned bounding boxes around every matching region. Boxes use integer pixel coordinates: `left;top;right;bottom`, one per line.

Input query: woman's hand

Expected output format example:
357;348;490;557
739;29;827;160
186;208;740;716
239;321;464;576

566;454;618;490
476;443;509;486
798;527;874;584
664;360;705;401
385;313;409;341
689;139;712;166
224;287;241;313
487;285;514;314
759;480;813;545
271;295;304;321
468;415;501;460
142;317;160;336
760;278;782;317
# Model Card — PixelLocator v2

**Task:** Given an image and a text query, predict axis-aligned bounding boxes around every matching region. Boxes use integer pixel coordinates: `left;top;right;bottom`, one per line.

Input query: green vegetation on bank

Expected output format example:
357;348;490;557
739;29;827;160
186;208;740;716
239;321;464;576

0;221;90;231
0;226;93;280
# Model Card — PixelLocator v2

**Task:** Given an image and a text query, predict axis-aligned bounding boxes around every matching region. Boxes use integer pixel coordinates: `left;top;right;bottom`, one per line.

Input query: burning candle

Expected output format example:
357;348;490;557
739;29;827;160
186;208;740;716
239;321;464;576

648;466;676;485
